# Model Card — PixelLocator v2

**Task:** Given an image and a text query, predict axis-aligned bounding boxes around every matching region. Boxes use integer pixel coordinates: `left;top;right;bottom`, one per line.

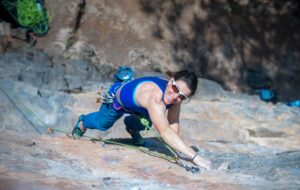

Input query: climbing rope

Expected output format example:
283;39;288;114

1;0;50;36
17;0;43;26
136;114;179;160
131;113;200;173
0;82;42;134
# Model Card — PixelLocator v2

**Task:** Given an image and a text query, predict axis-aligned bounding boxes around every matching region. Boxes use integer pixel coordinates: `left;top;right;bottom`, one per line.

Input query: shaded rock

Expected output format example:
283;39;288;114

194;78;226;100
247;128;287;138
0;21;11;52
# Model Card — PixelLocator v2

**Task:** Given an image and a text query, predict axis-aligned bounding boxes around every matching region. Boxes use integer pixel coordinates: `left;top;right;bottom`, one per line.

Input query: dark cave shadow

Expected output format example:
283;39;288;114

138;0;300;102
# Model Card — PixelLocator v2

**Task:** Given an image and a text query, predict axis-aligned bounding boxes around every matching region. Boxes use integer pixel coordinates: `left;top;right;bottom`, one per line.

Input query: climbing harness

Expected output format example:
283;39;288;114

1;0;50;36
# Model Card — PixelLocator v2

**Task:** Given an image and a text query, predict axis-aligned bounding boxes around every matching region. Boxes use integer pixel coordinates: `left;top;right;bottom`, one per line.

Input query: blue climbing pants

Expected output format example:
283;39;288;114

82;103;124;131
82;103;152;132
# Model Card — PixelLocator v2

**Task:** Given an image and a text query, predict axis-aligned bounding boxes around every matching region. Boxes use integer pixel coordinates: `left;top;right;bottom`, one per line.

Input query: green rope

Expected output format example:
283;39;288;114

101;139;177;163
140;117;151;135
17;0;42;26
1;0;50;35
137;114;179;160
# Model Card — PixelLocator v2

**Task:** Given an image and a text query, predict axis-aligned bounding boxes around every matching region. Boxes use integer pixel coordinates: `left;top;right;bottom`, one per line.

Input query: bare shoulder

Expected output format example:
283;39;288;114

135;82;164;107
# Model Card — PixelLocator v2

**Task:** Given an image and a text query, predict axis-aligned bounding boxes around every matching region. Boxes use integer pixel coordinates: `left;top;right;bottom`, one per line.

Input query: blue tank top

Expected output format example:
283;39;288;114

117;76;169;116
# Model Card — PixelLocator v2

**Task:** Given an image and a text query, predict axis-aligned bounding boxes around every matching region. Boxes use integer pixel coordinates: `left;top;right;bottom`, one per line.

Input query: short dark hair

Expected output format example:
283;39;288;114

168;70;198;97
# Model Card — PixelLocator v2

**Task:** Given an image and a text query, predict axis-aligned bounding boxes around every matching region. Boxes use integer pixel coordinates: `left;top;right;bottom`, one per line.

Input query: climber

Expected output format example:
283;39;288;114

72;68;211;170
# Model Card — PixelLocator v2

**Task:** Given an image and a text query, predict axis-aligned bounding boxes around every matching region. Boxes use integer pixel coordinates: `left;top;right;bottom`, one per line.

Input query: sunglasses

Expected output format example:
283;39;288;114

170;79;189;101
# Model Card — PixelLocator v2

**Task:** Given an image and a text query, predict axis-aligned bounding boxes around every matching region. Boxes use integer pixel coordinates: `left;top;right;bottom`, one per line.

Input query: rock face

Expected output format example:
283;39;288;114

0;50;300;189
34;0;170;73
1;0;300;101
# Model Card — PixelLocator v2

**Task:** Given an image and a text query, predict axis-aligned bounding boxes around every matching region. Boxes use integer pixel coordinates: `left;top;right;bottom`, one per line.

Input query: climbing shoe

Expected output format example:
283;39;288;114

126;126;145;146
72;115;85;139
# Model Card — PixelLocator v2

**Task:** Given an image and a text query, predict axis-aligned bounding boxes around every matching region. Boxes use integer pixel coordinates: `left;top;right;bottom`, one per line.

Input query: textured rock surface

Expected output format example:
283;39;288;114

0;50;300;189
1;0;299;101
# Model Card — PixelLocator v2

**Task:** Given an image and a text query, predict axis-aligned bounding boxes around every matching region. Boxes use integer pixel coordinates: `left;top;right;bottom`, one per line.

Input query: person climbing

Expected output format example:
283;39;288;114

72;68;211;170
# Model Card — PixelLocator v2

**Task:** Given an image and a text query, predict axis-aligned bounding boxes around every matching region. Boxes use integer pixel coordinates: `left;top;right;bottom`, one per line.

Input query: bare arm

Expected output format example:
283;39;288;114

167;104;180;134
147;93;211;169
